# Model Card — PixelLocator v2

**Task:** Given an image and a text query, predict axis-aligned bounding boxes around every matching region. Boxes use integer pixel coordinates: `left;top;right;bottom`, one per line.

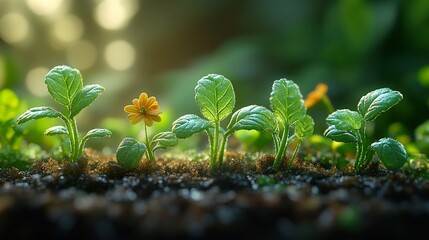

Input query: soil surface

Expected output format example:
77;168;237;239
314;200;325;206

0;149;428;239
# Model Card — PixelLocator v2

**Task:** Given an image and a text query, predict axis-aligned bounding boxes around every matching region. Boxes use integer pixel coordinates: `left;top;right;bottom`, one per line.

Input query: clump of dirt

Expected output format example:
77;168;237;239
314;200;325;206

0;149;428;239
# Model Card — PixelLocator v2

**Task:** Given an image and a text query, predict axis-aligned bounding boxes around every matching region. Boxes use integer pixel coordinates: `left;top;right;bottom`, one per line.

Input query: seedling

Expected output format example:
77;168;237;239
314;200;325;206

116;93;178;169
324;88;407;171
172;74;277;172
16;65;112;162
269;79;315;169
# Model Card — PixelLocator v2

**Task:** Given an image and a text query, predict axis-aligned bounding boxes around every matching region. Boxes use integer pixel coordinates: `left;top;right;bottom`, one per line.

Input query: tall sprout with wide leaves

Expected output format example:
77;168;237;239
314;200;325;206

172;74;276;172
269;79;315;170
17;65;112;162
324;88;407;171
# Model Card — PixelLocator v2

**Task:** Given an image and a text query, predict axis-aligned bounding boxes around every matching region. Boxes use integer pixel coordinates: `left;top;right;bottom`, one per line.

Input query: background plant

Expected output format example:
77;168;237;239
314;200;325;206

0;88;24;150
16;65;112;162
116;93;178;169
269;79;315;170
172;74;277;172
325;88;407;171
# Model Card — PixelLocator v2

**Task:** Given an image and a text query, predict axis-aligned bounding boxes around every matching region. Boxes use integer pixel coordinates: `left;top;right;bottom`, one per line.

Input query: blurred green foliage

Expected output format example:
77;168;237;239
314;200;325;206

1;0;429;154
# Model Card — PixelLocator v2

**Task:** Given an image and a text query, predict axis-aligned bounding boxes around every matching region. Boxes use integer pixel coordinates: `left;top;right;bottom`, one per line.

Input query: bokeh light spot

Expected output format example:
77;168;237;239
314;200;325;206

66;40;98;70
104;40;135;71
25;67;50;97
50;14;84;45
94;0;139;30
0;13;29;44
418;66;429;87
27;0;63;16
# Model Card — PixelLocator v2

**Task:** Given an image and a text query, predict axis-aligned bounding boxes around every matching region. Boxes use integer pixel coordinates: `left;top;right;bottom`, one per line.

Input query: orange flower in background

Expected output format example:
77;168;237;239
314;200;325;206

124;93;161;126
304;83;328;109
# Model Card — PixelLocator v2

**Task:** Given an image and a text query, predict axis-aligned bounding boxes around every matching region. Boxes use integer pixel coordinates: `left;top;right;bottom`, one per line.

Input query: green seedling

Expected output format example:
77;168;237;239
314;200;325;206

0;88;24;150
116;92;178;169
269;79;315;169
17;65;112;162
172;74;276;172
324;88;407;171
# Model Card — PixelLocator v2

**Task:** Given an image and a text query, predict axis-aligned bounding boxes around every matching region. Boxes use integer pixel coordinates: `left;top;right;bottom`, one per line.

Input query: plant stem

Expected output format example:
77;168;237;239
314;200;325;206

288;140;301;169
206;128;214;164
63;118;76;162
355;121;367;171
273;125;290;170
210;121;220;173
218;134;228;168
69;117;80;162
322;95;335;113
272;133;280;154
144;124;155;162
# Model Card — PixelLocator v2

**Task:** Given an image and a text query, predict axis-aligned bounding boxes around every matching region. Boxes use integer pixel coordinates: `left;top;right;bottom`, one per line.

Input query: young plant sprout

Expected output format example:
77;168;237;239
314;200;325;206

324;88;407;171
16;65;112;162
116;93;178;169
269;79;315;169
172;74;276;172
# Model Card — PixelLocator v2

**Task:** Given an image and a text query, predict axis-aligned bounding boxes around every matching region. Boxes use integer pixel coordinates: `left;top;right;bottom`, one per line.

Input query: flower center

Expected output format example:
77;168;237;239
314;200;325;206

140;106;147;115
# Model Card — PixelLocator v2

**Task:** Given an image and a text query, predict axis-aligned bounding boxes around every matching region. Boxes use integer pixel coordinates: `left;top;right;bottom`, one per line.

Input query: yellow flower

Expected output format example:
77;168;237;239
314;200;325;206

304;83;328;109
124;93;161;126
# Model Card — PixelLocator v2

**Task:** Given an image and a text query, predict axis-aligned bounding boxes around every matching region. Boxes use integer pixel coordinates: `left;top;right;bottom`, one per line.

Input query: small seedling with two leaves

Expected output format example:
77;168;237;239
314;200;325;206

17;65;112;162
172;74;278;173
116;93;178;169
324;88;407;171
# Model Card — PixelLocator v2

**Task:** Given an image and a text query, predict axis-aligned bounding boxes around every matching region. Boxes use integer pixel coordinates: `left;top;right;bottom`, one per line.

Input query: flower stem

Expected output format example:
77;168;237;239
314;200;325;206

322;95;335;113
144;124;155;162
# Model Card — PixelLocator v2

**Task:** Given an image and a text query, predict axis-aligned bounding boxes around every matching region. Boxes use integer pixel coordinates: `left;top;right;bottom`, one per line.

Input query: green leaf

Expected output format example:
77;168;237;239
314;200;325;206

295;115;315;140
44;126;68;136
326;109;362;131
70;84;105;117
195;74;235;122
371;138;407;170
17;107;62;124
0;89;20;122
172;114;213;138
269;79;306;126
357;88;403;121
116;137;146;169
226;105;277;135
82;128;112;141
151;131;178;151
44;65;83;108
324;125;358;143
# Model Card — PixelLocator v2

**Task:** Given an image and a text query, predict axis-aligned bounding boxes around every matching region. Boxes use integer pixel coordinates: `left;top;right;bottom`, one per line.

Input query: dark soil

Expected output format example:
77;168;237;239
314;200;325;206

0;149;428;240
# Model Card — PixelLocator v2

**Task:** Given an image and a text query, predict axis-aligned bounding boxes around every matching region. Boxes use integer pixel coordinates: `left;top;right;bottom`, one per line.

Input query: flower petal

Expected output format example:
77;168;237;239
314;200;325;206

139;93;148;107
150;115;161;122
132;99;140;108
147;109;161;115
146;97;156;108
124;105;140;114
129;114;144;124
143;116;153;126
